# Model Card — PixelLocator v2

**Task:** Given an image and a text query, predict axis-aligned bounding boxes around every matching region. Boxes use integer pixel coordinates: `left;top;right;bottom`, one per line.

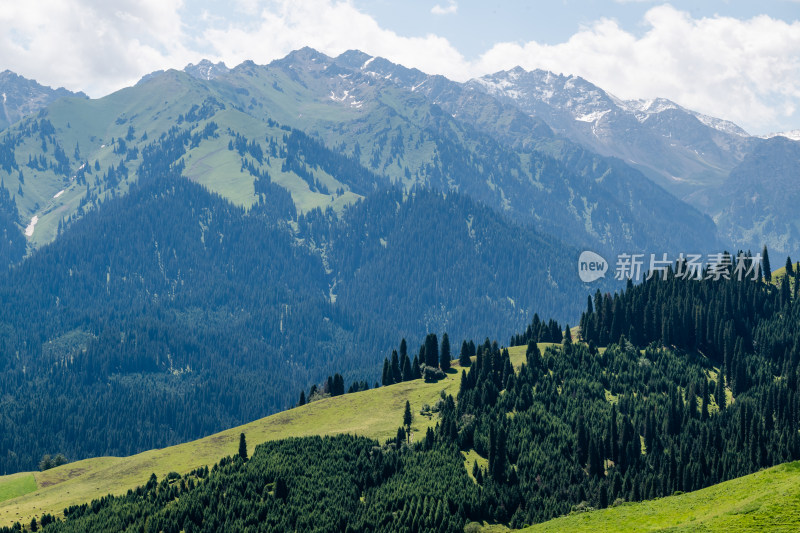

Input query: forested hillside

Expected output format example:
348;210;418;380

14;267;799;531
0;123;589;473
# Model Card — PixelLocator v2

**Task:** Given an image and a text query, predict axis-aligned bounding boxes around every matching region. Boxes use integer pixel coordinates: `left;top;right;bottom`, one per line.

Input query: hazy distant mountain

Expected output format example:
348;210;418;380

469;67;755;200
707;136;800;255
0;70;87;131
760;130;800;142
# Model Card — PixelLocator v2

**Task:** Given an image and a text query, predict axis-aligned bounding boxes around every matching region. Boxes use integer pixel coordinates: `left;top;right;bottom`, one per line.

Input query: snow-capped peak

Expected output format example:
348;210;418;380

759;129;800;141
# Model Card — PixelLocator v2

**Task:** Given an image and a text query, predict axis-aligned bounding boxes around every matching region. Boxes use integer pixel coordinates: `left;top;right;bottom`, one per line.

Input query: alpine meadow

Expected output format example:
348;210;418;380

1;3;800;532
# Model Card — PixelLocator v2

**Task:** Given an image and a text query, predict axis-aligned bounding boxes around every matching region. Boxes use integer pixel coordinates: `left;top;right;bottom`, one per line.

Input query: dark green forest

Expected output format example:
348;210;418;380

13;267;800;531
0;123;589;473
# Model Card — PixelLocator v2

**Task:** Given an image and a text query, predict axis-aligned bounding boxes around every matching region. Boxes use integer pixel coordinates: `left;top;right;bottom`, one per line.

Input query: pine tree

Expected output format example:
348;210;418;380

716;373;726;411
391;350;402;384
781;272;791;306
588;435;604;477
492;424;507;483
382;358;393;386
403;400;413;435
762;245;772;282
332;373;345;396
440;333;451;371
608;404;619;464
459;340;471;367
411;355;422;379
401;353;412;381
298;390;306;406
786;256;794;276
576;416;589;466
425;333;439;367
400;338;407;360
274;477;288;500
238;433;248;461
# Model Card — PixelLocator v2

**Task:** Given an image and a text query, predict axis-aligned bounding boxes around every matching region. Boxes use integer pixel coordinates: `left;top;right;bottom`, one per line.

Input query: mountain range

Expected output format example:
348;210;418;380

0;48;798;472
1;48;798;257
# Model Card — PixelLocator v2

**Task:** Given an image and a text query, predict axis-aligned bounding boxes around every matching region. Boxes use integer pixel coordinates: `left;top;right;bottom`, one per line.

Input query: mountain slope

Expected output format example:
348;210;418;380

0;71;87;132
700;136;800;255
470;67;754;199
0;48;719;258
0;123;591;473
0;357;470;527
525;461;800;532
325;50;720;254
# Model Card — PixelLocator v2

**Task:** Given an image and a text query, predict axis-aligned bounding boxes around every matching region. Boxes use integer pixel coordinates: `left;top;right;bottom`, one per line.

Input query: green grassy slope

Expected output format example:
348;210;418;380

0;474;36;504
0;353;486;526
0;346;535;526
2;342;797;531
523;461;800;533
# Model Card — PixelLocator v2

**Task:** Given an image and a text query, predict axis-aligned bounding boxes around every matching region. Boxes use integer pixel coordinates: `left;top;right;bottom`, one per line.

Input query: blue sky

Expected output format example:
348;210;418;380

356;0;800;58
1;1;799;134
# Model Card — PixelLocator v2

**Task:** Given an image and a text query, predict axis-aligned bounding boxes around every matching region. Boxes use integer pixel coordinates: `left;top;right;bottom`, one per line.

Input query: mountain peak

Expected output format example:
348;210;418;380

184;59;230;81
0;70;87;131
334;50;373;70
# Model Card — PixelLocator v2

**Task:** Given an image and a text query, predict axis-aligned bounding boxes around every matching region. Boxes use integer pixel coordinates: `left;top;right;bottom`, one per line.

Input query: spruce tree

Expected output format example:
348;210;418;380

493;424;507;483
382;358;393;386
608;404;619;464
391;350;402;384
762;245;772;282
459;340;471;367
333;373;345;396
425;334;439;367
588;435;604;477
238;432;248;461
298;390;306;406
401;353;412;381
411;355;422;379
440;333;451;371
403;400;413;434
781;272;791;306
786;256;794;276
716;373;726;411
576;416;589;466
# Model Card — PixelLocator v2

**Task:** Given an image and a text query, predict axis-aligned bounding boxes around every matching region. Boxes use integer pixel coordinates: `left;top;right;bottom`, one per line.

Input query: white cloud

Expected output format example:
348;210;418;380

0;0;195;96
201;0;471;81
0;1;798;134
431;1;458;15
473;5;800;134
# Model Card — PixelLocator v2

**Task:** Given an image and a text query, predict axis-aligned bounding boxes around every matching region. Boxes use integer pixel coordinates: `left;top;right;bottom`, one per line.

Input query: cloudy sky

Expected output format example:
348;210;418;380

1;0;798;135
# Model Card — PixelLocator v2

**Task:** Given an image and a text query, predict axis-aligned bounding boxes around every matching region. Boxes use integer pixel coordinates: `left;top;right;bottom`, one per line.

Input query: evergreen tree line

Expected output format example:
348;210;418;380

11;270;800;530
24;435;475;533
510;313;564;347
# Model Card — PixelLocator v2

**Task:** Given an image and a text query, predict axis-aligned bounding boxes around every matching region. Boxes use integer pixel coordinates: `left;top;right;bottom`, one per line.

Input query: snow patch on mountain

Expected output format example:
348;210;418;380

24;216;38;237
475;67;749;138
575;110;610;123
691;112;750;137
760;130;800;141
